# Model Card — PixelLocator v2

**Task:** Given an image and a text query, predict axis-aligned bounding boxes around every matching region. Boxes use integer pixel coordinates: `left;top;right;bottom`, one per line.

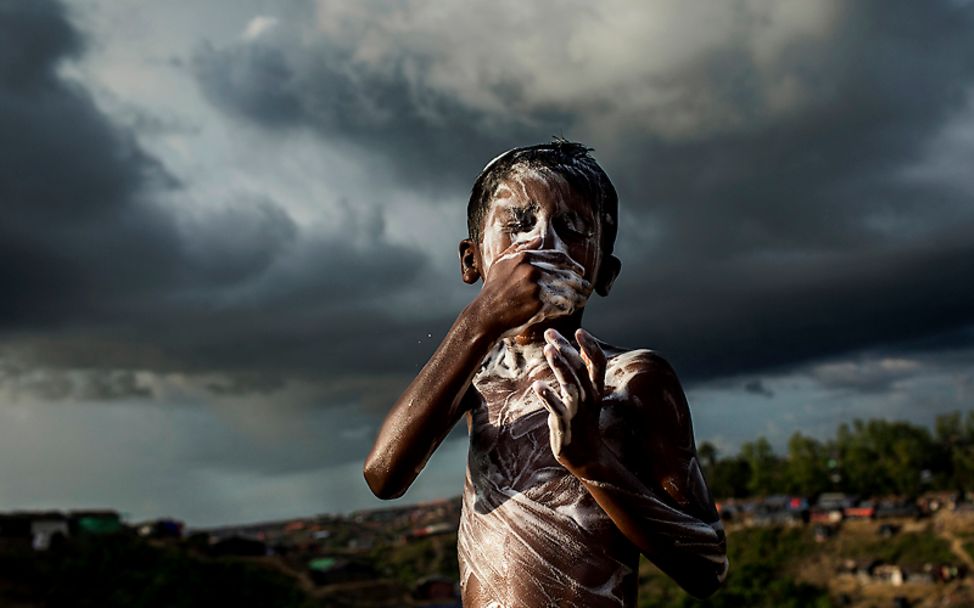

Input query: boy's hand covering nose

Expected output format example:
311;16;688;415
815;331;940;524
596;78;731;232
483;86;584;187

473;237;593;339
533;328;608;469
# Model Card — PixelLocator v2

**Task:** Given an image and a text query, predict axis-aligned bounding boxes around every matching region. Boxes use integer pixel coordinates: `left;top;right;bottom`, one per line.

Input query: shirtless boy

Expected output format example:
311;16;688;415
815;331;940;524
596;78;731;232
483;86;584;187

365;141;728;607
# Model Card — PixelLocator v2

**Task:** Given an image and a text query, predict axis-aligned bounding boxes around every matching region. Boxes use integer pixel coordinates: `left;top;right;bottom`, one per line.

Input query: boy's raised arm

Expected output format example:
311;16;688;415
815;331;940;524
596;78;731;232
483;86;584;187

364;236;590;499
363;301;494;499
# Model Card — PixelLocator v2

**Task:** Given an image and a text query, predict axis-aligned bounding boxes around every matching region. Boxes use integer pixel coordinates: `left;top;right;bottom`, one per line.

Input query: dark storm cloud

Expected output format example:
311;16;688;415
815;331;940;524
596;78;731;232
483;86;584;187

192;37;565;193
597;232;974;381
0;0;431;384
1;0;78;86
4;0;973;523
3;0;973;394
590;2;974;378
743;379;773;399
192;0;974;381
1;0;183;328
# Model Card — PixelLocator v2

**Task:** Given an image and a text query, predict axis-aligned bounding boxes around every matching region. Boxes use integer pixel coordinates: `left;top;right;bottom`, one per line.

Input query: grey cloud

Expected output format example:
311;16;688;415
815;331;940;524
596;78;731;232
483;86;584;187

6;0;974;398
743;379;774;399
192;0;974;382
810;357;923;394
192;14;572;193
0;393;467;524
4;0;972;525
588;231;974;380
177;196;299;288
1;0;187;330
0;0;80;86
204;372;287;396
823;343;974;397
0;0;434;386
0;357;155;402
3;210;433;381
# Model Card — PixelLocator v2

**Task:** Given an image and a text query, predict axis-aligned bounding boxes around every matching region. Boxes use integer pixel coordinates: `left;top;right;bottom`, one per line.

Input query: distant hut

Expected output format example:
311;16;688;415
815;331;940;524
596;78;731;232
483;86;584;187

69;510;123;535
136;518;184;539
30;512;69;550
1;512;71;551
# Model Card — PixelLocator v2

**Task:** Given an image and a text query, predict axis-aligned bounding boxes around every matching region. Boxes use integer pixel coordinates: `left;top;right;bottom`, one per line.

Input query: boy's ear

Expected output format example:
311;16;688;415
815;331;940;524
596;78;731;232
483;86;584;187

458;239;481;284
595;254;621;296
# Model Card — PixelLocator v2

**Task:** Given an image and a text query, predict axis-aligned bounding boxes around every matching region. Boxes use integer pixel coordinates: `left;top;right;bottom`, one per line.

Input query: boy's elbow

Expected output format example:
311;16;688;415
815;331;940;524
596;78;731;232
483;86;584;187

682;556;728;599
684;577;722;599
363;460;406;500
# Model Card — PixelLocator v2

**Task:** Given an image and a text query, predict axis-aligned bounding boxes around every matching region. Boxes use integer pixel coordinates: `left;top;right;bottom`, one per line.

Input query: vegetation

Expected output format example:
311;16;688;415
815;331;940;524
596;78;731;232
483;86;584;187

4;410;973;607
639;527;830;608
372;533;459;586
0;534;317;608
833;531;955;566
702;410;974;499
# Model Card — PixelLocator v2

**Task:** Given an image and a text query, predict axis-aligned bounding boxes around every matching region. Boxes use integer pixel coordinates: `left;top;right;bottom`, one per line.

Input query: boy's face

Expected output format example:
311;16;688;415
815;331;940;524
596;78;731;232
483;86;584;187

477;167;604;285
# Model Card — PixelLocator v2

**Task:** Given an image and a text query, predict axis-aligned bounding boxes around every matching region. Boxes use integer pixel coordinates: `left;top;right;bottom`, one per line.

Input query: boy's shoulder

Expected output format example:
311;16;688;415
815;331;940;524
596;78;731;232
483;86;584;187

599;340;669;374
596;340;693;437
596;339;683;399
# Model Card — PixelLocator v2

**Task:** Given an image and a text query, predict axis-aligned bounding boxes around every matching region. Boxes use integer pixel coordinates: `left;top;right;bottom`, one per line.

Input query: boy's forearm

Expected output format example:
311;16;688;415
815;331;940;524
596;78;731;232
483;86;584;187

570;451;728;598
364;301;497;499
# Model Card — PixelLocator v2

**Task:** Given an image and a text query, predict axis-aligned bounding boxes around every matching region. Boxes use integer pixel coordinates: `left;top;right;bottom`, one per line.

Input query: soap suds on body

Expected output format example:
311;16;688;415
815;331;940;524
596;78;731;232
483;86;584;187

459;338;642;607
459;340;728;606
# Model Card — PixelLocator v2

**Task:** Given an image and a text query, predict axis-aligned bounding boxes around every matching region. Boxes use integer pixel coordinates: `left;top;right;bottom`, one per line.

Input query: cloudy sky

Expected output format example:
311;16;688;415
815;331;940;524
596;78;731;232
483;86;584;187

2;0;973;526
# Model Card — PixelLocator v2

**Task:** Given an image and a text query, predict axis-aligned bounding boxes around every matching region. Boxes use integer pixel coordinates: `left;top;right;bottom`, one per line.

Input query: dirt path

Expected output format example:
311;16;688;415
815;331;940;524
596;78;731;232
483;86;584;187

939;529;974;570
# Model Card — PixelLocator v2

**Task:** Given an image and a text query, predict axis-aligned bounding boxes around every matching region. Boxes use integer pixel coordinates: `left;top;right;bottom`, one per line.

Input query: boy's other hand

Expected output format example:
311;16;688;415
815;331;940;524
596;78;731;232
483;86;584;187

533;328;607;469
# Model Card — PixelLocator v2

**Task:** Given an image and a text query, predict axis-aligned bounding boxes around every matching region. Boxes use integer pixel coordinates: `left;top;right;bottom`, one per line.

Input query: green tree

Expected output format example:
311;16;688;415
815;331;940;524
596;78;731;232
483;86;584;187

835;420;882;495
740;437;782;496
881;421;935;495
784;433;829;497
938;410;974;492
835;419;938;496
698;442;750;499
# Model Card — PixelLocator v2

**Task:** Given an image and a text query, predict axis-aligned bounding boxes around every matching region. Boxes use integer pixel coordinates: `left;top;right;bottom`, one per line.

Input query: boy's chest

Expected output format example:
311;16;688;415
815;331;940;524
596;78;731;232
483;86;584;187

468;367;631;488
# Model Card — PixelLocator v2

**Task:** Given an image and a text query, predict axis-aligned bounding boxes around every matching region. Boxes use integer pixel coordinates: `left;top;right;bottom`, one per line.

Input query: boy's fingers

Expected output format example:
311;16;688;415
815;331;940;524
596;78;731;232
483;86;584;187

543;328;573;351
534;381;571;452
507;236;543;257
541;292;573;315
576;329;606;396
543;344;584;410
544;330;596;400
524;250;585;274
531;263;591;292
549;333;590;383
546;411;567;454
537;274;591;316
533;381;569;419
494;236;544;266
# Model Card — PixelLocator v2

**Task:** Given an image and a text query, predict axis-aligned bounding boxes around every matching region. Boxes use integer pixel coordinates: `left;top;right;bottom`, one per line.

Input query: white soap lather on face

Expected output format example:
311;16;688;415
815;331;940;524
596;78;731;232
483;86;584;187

480;169;596;338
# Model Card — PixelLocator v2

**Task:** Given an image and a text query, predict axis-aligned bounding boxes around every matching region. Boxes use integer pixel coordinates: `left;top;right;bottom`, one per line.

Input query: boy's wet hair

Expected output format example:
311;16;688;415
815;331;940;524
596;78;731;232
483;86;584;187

467;139;619;255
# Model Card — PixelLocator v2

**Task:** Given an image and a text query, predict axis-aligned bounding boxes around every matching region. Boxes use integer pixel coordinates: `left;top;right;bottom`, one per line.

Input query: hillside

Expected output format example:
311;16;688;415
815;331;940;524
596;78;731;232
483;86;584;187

2;501;973;607
638;510;974;608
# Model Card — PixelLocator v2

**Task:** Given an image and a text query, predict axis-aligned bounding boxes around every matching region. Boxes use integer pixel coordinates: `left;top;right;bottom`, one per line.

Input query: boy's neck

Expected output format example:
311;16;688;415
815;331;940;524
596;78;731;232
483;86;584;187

513;312;584;346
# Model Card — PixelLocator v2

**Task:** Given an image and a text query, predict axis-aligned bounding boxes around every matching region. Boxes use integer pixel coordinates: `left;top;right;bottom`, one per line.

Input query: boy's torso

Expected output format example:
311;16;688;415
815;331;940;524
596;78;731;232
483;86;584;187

458;337;653;608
